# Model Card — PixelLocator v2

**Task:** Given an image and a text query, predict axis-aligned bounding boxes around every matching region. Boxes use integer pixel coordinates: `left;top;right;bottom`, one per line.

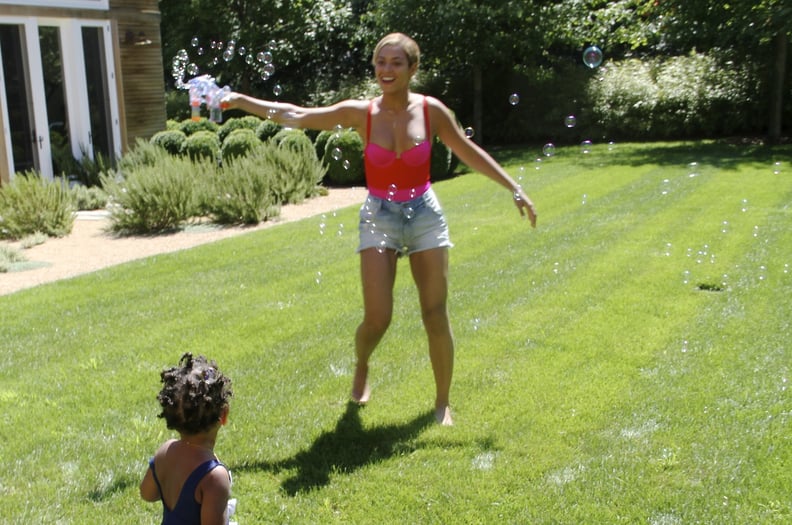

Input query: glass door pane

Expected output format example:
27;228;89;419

82;25;112;162
0;24;37;173
38;25;70;177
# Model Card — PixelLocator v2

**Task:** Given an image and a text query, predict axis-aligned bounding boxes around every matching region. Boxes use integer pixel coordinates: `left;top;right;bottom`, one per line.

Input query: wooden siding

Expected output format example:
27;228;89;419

110;0;165;152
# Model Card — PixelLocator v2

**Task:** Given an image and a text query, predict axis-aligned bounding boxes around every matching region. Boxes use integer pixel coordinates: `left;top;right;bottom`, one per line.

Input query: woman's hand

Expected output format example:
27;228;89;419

513;188;537;228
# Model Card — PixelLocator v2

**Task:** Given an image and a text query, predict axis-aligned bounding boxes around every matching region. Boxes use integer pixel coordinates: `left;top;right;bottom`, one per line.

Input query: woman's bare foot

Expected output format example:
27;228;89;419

435;405;453;426
351;364;370;404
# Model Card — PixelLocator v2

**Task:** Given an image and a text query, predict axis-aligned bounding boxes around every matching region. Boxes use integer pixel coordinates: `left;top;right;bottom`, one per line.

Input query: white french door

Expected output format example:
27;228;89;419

0;16;120;181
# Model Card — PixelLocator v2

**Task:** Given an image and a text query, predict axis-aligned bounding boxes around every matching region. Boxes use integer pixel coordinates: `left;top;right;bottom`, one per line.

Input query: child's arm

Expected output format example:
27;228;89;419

199;466;232;525
139;463;161;502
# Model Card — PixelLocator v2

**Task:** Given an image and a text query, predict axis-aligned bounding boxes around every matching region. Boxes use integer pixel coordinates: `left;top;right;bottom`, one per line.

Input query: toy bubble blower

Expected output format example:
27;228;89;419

186;74;231;123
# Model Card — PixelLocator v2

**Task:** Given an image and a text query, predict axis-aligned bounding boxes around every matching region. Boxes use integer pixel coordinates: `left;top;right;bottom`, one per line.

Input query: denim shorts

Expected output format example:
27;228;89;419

357;187;453;256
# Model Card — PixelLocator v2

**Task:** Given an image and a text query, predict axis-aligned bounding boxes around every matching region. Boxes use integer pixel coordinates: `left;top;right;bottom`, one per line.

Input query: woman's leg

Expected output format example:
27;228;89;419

352;247;398;403
409;247;454;425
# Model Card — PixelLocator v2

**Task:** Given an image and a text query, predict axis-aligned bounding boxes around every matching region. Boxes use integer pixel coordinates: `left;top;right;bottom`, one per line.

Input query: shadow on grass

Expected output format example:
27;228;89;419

232;402;435;496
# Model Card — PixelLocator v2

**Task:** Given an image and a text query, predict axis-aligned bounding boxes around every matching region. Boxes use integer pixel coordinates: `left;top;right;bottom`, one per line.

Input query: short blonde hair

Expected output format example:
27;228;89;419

372;33;420;69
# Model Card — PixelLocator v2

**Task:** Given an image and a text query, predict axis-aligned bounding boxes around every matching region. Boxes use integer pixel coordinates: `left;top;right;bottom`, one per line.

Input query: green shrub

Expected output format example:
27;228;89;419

273;129;314;154
151;129;187;156
165;89;190;121
0;244;26;272
430;136;456;181
179;117;219;136
166;119;181;131
0;172;75;239
219;115;263;143
181;130;221;162
256;119;282;142
221;129;261;162
101;156;213;233
70;184;108;211
314;129;333;161
117;139;173;173
205;145;281;224
587;53;760;139
322;130;364;186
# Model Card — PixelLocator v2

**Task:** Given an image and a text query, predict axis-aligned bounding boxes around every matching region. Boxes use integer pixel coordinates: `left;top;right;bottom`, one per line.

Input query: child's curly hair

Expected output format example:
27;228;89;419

157;353;233;435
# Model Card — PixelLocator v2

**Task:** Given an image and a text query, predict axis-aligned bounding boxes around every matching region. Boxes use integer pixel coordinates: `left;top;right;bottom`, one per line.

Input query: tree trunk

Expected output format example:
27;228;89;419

473;64;483;145
767;31;788;145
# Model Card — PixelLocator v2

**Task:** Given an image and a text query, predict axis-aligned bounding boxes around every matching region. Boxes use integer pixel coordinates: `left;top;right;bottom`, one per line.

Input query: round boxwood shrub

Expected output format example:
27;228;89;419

221;128;261;161
273;129;314;156
256;119;282;142
218;115;263;143
151;129;187;155
430;136;457;181
322;130;364;186
179;117;219;136
181;130;221;161
314;129;333;161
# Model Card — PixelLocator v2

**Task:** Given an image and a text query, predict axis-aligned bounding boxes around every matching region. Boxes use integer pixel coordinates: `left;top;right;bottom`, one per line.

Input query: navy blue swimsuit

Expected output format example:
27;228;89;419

149;457;226;524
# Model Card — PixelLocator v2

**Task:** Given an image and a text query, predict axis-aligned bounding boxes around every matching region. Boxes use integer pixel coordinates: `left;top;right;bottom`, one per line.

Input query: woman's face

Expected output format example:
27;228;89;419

374;44;416;93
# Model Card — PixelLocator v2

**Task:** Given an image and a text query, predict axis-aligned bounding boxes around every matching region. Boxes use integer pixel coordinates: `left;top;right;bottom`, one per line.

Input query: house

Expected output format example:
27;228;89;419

0;0;166;186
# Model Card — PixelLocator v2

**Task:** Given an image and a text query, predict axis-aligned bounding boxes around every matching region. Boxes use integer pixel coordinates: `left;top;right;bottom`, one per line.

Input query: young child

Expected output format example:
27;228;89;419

140;353;236;525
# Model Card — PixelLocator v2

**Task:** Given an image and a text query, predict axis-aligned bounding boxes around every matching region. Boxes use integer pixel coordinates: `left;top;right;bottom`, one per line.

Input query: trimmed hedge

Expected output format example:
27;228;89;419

221;128;261;161
181;130;221;161
322;130;365;186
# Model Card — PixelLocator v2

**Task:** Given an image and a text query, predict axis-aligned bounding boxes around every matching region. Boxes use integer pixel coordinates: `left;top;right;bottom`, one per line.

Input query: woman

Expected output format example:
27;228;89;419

222;33;537;425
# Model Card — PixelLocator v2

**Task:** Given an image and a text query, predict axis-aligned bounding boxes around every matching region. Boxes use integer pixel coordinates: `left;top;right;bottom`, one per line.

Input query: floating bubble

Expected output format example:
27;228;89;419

315;271;322;284
191;37;199;47
542;143;556;157
238;46;246;56
741;198;748;212
534;157;542;170
273;84;283;97
464;127;475;139
331;147;343;161
608;141;616;151
564;115;577;128
682;270;690;284
222;49;234;62
583;45;603;68
773;161;782;174
387;184;397;201
187;63;199;76
342;159;350;170
581;193;587;205
263;63;275;76
267;40;277;50
581;140;592;154
509;93;520;106
257;50;273;64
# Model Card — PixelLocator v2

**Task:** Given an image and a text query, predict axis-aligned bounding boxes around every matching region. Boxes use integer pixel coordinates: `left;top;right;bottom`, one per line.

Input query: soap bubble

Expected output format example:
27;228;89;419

191;37;199;47
583;45;603;68
464;127;475;139
331;147;343;161
508;93;520;106
257;51;273;64
773;161;782;174
542;143;556;157
581;140;592;154
564;115;577;128
273;84;283;97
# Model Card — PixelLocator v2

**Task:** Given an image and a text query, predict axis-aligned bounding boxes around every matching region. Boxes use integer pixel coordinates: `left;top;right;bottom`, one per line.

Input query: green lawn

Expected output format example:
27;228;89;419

0;141;789;523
